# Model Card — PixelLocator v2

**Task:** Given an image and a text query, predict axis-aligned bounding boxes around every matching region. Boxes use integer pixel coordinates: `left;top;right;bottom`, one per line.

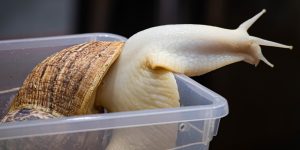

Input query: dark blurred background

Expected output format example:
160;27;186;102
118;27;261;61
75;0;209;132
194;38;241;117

0;0;299;150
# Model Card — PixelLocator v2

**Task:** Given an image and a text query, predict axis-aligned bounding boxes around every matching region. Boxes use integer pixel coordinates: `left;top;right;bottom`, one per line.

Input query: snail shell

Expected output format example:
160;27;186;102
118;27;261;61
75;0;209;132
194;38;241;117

2;41;124;122
0;41;123;150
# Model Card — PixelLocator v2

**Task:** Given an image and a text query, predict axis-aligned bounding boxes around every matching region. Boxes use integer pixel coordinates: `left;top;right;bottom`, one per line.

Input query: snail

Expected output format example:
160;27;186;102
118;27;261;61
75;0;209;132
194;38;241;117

1;9;292;149
95;9;292;114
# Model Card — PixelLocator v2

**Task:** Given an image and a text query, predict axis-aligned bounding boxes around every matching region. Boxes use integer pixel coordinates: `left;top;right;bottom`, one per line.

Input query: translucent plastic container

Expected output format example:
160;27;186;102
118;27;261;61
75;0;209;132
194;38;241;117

0;33;228;150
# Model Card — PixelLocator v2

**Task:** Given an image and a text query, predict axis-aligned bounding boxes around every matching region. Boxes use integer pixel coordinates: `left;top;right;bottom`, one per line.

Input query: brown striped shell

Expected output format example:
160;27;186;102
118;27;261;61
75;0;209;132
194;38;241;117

2;41;124;122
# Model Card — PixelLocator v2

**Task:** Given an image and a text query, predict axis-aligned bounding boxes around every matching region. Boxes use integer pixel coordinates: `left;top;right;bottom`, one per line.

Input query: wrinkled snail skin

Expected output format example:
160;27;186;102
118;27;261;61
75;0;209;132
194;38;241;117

97;9;292;150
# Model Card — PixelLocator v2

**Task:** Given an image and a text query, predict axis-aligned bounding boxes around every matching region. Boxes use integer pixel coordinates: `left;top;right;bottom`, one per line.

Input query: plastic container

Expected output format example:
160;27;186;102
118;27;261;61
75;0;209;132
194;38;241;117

0;33;228;150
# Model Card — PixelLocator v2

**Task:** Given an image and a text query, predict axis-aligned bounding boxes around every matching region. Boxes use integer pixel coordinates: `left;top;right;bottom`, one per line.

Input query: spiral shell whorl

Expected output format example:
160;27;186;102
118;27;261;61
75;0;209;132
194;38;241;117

6;41;124;120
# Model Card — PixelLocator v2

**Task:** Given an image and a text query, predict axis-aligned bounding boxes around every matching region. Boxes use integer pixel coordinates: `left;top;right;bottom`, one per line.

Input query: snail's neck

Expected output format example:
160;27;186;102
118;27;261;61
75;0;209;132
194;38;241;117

95;54;180;112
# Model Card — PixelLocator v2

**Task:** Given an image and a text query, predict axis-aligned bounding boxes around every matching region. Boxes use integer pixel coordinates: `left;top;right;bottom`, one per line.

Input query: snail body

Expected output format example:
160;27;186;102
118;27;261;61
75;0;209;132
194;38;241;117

97;9;292;113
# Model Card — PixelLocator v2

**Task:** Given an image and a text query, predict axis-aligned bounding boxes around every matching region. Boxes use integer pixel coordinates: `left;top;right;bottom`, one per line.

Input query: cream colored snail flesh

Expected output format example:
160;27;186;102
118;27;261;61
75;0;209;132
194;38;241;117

1;9;292;150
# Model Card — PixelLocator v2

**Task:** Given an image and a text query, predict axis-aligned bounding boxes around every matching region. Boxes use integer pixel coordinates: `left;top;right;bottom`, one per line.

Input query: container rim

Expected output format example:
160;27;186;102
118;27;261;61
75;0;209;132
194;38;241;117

0;33;127;50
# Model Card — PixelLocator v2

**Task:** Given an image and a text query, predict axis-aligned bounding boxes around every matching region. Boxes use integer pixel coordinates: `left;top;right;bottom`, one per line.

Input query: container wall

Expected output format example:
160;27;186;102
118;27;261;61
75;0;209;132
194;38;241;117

0;119;218;150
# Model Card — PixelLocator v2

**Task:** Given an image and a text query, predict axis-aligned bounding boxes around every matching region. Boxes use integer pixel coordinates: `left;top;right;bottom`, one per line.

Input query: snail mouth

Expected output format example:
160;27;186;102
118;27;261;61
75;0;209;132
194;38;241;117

251;44;274;67
258;53;273;67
